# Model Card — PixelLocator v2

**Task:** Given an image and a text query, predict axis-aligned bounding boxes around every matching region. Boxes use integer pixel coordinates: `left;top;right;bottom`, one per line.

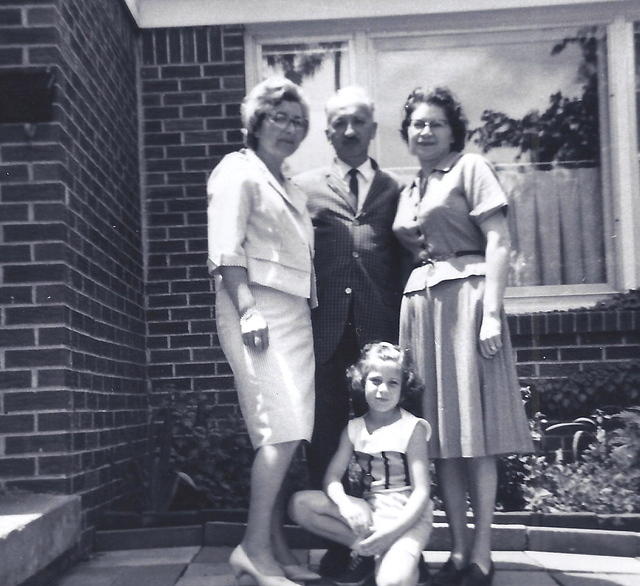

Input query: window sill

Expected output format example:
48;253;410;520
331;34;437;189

504;283;616;315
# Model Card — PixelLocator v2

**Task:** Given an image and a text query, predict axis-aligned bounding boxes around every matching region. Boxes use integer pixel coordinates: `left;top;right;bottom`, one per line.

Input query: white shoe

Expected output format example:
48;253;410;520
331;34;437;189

282;564;322;582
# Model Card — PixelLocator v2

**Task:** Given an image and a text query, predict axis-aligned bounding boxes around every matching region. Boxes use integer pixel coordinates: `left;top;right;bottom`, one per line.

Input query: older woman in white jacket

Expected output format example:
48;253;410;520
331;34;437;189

207;77;318;586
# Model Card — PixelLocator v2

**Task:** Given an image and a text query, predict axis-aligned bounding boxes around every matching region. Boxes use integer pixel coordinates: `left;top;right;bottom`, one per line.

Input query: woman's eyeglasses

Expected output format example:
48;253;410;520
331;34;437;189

268;112;309;131
410;119;449;131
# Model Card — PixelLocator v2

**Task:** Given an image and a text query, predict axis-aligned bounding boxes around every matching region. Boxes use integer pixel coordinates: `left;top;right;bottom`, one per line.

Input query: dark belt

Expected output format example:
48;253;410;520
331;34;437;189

415;249;484;267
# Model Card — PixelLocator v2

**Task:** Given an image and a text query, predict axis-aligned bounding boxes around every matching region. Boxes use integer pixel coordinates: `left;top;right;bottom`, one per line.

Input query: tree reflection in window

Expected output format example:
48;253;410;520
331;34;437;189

262;42;344;87
469;27;601;170
261;42;349;174
456;27;607;286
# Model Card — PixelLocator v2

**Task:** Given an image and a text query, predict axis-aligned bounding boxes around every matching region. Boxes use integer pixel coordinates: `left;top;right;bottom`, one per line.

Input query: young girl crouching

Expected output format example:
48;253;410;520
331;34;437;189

289;342;433;586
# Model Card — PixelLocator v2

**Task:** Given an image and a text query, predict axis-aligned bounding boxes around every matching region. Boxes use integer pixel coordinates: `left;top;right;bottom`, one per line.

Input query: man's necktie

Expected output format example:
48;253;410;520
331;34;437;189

347;168;359;212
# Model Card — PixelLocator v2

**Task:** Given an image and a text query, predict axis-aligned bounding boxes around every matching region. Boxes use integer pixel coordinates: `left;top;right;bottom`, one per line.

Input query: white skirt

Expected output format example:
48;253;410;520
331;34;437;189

367;491;433;558
216;283;315;448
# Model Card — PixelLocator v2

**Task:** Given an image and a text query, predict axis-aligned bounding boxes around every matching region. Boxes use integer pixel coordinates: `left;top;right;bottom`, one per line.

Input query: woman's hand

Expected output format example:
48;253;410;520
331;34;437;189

479;314;502;359
240;307;269;351
337;496;373;537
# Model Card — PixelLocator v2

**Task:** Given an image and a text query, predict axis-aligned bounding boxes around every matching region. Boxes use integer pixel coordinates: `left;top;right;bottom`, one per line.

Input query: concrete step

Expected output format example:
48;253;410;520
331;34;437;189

0;492;81;586
94;519;640;558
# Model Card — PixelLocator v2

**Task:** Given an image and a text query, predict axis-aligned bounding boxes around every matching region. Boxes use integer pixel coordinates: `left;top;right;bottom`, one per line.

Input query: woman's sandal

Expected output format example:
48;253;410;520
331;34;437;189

229;545;302;586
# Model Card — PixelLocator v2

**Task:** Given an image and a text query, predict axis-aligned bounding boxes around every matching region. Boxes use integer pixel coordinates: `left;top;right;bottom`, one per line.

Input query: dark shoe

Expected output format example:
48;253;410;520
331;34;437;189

318;545;352;579
417;556;432;586
460;562;494;586
332;553;375;586
431;558;468;586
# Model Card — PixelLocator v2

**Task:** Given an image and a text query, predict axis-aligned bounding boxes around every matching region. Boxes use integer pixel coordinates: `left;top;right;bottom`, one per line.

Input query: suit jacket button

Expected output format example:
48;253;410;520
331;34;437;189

352;251;359;259
345;287;352;295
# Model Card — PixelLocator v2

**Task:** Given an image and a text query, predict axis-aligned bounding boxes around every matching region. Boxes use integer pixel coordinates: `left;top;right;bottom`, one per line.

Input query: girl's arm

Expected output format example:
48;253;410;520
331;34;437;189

325;427;373;537
354;422;431;556
478;211;511;359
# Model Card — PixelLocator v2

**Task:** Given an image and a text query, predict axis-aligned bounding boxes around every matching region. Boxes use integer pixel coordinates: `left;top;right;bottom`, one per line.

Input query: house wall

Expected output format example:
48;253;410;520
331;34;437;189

1;3;639;544
510;311;639;381
0;0;145;547
140;25;244;406
139;24;640;417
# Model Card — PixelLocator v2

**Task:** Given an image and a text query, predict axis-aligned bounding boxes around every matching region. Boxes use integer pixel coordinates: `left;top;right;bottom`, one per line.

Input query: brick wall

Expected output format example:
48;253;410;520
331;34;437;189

140;25;244;410
509;310;639;380
0;0;144;545
137;23;640;421
2;3;640;544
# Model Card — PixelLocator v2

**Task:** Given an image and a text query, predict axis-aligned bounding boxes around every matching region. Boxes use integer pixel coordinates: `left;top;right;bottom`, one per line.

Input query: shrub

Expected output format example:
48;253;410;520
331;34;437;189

535;360;640;420
590;288;640;311
141;390;309;510
169;395;255;509
523;407;640;514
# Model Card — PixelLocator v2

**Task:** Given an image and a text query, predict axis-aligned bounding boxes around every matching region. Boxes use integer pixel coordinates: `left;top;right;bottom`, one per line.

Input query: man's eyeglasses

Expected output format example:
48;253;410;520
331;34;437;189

410;119;449;131
268;112;308;131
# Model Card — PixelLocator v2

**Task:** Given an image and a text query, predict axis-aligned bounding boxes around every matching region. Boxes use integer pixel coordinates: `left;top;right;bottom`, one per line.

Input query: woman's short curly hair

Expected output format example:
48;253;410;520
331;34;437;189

399;86;468;152
241;76;310;150
347;341;424;417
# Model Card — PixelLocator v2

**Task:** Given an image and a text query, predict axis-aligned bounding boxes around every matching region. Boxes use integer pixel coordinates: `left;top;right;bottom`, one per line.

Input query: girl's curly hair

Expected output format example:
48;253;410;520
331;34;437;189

346;341;424;417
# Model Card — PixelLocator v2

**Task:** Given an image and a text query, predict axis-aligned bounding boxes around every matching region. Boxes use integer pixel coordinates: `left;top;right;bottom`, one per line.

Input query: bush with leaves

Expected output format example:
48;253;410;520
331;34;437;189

147;391;309;510
588;288;640;311
535;360;640;420
523;407;640;514
169;395;254;509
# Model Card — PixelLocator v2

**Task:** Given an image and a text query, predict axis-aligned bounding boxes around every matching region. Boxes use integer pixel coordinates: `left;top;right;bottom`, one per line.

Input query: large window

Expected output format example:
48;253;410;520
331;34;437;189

247;9;640;310
260;41;349;173
373;27;608;289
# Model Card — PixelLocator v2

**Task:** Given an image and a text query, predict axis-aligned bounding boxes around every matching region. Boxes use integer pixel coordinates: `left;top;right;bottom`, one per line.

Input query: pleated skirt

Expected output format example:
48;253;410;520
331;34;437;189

399;275;533;459
216;284;315;448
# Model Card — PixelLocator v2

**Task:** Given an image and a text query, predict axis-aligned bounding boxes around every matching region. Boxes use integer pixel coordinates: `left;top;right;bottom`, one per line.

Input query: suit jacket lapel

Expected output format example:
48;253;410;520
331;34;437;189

362;168;390;212
248;149;307;215
326;170;356;213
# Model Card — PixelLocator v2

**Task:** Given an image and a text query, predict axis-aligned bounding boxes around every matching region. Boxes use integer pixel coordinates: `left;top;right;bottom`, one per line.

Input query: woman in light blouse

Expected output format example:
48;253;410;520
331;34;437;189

207;77;318;586
392;87;533;586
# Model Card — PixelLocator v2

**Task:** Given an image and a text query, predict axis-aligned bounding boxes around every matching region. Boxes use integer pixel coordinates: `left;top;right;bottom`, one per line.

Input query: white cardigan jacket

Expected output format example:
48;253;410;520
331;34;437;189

207;149;316;304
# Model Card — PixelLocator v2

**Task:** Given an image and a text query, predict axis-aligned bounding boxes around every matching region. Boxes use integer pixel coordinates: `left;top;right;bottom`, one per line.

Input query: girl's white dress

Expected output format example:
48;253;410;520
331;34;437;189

347;408;433;556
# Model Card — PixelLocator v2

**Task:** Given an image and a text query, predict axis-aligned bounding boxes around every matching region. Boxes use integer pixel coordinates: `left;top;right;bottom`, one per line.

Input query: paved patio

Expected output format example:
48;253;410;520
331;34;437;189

53;546;640;586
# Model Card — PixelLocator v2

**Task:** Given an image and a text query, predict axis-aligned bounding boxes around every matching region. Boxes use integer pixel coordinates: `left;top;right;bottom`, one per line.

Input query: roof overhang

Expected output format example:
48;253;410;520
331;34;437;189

123;0;627;28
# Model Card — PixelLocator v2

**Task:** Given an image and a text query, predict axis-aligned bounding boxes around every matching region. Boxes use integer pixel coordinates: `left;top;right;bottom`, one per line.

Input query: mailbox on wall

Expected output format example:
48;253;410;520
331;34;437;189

0;68;55;124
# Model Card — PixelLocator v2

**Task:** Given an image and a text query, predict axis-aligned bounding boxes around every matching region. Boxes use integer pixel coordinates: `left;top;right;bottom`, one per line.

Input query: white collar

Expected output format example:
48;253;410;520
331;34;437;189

334;157;375;182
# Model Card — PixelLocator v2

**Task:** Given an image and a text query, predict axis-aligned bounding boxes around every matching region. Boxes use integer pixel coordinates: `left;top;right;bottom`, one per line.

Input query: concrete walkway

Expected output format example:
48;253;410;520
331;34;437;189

53;546;640;586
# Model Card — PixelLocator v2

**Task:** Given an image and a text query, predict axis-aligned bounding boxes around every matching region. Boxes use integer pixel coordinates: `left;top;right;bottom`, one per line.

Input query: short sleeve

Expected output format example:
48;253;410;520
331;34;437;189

462;154;508;224
206;153;254;274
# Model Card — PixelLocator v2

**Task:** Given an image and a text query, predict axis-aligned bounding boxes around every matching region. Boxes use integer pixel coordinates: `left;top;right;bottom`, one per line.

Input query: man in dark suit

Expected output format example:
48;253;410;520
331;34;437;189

294;87;407;582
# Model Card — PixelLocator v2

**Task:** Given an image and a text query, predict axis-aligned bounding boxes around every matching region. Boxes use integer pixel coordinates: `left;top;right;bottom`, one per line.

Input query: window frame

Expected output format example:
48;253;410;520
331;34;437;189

245;5;640;314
